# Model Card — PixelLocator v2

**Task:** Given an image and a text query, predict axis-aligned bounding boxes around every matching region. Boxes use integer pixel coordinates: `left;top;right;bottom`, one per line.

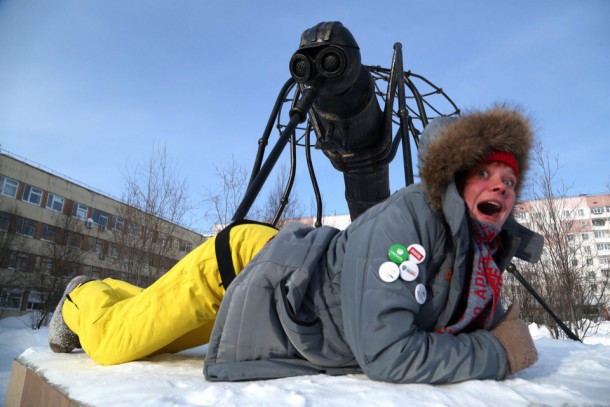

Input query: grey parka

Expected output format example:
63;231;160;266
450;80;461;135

204;107;544;384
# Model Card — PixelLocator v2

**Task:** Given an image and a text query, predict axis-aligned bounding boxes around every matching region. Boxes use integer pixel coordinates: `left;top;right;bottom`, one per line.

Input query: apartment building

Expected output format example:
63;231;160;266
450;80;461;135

512;194;610;283
0;152;205;318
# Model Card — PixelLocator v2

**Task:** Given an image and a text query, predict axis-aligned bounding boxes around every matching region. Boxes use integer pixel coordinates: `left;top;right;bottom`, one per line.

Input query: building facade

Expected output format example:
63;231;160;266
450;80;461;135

0;153;205;319
511;194;610;310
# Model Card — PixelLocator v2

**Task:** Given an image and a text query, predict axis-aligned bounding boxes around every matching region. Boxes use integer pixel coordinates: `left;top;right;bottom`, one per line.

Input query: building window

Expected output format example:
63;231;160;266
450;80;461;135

0;289;23;310
597;243;610;251
68;232;83;249
514;212;526;219
86;236;96;252
562;210;570;218
35;256;54;275
113;216;124;231
567;234;574;241
40;224;59;242
0;211;11;232
90;266;102;279
586;258;593;266
591;207;604;215
584;246;591;254
95;239;105;254
580;221;587;227
46;193;65;213
109;244;119;258
127;222;141;237
65;262;79;278
0;176;19;198
582;233;589;240
578;209;585;216
600;257;610;265
179;241;192;252
26;292;45;311
104;269;118;279
594;230;609;238
91;209;109;228
16;218;36;237
592;219;606;227
159;233;169;247
72;202;89;220
8;251;30;271
22;184;43;206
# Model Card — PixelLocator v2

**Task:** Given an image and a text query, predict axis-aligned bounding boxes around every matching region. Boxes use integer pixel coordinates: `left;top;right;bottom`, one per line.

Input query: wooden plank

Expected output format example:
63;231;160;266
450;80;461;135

4;359;78;407
4;360;26;407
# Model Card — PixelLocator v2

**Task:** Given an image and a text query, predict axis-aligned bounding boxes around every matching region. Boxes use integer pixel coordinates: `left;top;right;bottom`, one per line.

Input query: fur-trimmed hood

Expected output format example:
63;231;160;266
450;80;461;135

418;107;534;211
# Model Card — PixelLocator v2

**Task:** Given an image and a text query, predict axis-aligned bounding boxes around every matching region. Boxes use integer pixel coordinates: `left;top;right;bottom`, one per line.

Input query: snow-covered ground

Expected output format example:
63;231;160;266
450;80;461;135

2;315;609;406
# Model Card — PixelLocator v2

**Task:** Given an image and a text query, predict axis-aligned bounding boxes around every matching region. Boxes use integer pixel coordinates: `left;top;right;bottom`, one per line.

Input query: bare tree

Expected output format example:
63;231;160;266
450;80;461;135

503;142;609;339
259;164;306;228
113;144;194;286
0;204;23;319
205;156;250;231
205;159;307;231
29;213;84;329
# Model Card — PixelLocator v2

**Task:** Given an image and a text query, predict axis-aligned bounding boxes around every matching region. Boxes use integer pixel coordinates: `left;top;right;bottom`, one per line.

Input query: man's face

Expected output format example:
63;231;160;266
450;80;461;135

459;161;517;228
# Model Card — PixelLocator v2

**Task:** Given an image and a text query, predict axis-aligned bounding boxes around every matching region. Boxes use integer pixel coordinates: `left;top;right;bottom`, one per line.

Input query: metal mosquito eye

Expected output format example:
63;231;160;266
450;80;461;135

289;52;314;83
316;46;347;79
321;53;340;73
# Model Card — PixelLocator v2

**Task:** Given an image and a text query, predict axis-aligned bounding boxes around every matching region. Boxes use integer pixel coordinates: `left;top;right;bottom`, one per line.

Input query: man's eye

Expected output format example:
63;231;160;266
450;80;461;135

479;169;489;177
503;179;515;187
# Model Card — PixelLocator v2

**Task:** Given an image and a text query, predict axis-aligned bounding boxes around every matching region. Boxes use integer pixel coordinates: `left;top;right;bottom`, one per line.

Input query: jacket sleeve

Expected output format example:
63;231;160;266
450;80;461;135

340;189;509;384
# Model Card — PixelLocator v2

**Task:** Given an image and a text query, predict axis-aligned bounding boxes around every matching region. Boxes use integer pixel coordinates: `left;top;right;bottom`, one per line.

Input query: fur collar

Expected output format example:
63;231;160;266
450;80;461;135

419;107;534;211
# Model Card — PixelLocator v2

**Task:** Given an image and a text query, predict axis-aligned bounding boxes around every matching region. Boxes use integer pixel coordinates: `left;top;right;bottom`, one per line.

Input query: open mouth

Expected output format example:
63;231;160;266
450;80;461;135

477;201;502;216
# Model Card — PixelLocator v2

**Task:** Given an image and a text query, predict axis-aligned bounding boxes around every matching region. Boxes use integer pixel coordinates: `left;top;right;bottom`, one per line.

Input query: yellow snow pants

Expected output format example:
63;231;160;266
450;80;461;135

62;223;277;365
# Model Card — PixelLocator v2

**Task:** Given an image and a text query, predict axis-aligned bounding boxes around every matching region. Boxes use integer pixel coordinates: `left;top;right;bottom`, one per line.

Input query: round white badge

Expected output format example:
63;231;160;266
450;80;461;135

415;284;427;304
399;260;419;282
407;244;426;264
378;261;400;283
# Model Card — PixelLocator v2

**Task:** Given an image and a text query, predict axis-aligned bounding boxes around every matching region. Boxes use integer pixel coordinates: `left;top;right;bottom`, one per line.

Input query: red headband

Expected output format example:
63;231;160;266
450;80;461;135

483;151;519;178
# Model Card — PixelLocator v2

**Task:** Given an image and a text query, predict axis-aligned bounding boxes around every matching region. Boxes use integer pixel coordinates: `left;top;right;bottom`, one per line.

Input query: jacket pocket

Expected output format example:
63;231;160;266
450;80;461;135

276;277;321;335
275;277;330;366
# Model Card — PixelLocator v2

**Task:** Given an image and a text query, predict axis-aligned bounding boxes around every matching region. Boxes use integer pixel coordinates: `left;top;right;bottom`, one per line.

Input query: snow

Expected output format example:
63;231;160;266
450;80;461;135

2;315;610;406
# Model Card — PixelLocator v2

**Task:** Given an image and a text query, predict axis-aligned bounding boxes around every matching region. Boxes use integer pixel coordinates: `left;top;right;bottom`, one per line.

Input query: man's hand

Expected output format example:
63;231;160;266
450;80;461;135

491;303;538;376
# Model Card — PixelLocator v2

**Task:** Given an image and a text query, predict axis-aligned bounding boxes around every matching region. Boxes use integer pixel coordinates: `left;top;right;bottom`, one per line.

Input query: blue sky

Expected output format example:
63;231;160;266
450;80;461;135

1;1;608;233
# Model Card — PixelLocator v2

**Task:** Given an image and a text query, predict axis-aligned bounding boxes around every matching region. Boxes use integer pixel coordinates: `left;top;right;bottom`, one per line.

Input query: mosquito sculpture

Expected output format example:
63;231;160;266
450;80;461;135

231;21;458;226
230;21;580;341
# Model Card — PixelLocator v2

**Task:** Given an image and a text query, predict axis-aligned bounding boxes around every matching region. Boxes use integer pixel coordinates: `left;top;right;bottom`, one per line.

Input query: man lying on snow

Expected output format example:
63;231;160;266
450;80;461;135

49;106;543;384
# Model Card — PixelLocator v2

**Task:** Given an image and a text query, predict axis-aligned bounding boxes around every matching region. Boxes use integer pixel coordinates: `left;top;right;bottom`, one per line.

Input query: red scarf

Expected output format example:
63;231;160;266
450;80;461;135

437;220;503;334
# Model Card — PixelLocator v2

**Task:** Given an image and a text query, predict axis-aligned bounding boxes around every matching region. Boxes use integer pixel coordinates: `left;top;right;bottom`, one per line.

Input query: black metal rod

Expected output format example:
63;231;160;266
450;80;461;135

381;48;399;143
393;43;414;186
404;76;428;126
232;87;317;222
248;78;296;187
507;263;582;342
272;103;299;226
305;121;323;227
